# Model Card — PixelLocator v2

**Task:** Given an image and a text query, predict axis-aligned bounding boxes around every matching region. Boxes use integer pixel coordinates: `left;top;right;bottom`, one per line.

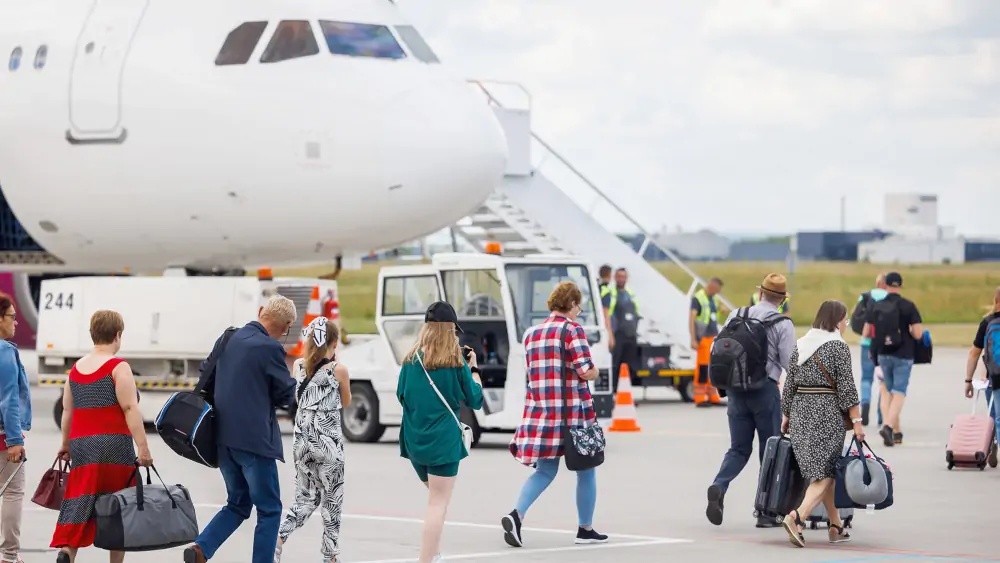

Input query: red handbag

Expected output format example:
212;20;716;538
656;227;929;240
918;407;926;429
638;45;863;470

32;457;69;510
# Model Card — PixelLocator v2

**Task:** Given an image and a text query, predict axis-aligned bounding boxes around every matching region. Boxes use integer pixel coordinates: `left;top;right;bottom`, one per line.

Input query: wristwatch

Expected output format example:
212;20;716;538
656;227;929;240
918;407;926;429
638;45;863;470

965;379;973;383
851;417;863;424
470;366;481;375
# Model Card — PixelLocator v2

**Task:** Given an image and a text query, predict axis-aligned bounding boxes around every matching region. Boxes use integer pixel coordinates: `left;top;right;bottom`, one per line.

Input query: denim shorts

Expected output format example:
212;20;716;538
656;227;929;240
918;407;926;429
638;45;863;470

878;355;914;396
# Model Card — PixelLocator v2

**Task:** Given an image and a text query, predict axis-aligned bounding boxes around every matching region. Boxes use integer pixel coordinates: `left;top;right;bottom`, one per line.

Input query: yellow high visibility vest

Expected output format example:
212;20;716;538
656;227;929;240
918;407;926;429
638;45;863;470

751;292;788;314
605;285;637;317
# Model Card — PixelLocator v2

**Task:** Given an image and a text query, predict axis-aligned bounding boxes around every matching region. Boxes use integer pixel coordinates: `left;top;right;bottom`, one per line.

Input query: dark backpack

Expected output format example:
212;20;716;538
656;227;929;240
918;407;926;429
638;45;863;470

709;308;790;391
849;293;870;336
870;299;903;350
983;316;1000;377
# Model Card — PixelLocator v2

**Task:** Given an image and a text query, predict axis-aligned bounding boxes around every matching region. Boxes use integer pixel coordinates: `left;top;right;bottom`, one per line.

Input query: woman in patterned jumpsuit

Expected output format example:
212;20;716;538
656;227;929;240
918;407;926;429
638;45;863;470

274;317;352;563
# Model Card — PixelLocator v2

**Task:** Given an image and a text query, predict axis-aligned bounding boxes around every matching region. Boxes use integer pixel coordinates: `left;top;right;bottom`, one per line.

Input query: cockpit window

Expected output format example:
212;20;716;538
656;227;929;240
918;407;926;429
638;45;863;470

260;20;320;63
216;21;268;65
394;25;440;63
318;21;406;60
8;47;22;72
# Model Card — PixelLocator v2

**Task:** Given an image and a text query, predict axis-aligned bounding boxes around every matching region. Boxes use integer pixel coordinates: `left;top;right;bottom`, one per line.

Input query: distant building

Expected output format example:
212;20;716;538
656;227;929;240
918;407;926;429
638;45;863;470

729;241;790;261
965;239;1000;262
858;235;966;265
795;231;889;261
652;229;730;261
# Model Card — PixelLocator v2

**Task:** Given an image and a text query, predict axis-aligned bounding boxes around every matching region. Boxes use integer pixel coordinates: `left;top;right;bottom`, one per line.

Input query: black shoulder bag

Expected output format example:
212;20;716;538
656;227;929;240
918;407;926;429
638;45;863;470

560;322;606;471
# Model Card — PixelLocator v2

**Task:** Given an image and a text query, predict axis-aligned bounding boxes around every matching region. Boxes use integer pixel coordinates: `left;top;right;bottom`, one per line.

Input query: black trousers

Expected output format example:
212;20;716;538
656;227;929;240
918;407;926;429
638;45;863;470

611;336;639;393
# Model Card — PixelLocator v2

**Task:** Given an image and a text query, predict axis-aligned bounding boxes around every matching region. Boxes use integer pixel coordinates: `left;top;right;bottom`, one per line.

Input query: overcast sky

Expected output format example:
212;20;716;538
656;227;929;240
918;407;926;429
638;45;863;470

396;0;999;237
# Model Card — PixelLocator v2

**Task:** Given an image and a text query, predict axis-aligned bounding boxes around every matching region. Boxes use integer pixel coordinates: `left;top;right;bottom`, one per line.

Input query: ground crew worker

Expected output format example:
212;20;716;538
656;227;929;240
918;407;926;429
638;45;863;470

690;278;726;406
750;291;789;314
597;264;613;346
602;268;639;394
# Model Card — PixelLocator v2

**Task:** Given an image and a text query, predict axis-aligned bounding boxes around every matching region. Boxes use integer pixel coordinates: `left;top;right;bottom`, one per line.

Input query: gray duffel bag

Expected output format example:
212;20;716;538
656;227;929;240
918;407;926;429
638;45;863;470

94;464;198;552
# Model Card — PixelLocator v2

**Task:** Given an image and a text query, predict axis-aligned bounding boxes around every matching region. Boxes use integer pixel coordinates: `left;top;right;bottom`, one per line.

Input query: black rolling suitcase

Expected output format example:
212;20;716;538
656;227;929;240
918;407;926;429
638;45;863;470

154;327;237;468
753;435;806;525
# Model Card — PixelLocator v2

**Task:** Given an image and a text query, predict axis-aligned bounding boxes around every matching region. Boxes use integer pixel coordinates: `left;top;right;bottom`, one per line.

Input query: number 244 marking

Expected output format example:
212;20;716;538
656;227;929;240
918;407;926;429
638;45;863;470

43;292;74;310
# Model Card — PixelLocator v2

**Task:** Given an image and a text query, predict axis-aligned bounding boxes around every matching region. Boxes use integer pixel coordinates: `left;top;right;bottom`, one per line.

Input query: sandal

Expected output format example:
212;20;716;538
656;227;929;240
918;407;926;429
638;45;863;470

781;510;806;548
829;523;851;543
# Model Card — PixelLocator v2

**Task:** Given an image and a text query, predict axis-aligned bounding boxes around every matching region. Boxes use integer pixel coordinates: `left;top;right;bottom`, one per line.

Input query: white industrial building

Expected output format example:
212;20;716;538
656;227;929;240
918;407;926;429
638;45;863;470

857;193;965;265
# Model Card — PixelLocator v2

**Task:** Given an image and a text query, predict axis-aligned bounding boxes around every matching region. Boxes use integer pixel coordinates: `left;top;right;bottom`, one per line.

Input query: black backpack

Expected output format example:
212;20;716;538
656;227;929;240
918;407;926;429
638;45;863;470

870;299;903;350
709;308;791;391
849;293;870;336
154;326;237;468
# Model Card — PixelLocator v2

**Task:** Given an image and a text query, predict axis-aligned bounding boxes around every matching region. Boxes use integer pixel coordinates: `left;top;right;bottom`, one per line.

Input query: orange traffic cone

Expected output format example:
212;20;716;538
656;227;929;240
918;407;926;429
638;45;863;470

289;285;321;357
608;364;641;432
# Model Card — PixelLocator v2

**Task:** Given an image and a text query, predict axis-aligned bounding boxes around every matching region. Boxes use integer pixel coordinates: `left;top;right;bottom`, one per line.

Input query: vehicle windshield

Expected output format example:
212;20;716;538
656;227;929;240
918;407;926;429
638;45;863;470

504;264;597;340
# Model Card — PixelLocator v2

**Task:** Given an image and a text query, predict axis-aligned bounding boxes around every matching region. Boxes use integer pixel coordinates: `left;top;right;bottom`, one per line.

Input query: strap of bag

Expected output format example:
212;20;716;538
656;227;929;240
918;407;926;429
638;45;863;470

415;353;465;435
815;357;837;391
132;463;179;510
195;327;237;394
559;322;585;432
296;358;333;405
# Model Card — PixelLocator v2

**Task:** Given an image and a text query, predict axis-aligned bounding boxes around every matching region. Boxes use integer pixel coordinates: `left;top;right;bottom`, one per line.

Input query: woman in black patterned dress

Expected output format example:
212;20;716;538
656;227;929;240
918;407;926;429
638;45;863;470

780;301;864;548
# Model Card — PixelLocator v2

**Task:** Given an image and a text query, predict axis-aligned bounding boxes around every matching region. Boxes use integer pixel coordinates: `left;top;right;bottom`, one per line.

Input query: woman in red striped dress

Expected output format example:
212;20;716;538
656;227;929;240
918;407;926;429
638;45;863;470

50;310;154;563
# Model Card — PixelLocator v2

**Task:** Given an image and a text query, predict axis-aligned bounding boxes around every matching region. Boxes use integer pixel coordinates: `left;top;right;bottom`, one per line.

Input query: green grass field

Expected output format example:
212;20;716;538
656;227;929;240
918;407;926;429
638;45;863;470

276;260;999;347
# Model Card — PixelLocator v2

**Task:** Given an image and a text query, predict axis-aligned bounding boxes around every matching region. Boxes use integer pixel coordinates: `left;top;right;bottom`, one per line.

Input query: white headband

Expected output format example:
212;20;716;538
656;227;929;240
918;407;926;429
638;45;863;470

303;316;329;347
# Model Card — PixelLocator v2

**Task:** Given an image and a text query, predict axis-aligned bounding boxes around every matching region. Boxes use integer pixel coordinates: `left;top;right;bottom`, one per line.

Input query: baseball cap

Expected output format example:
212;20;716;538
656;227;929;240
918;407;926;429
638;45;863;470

424;301;463;332
885;272;903;288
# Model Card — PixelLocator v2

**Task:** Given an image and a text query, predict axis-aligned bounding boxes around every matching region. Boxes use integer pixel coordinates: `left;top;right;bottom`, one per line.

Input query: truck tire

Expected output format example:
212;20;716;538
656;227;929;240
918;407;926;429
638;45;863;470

460;406;482;447
677;376;694;403
342;382;386;443
53;393;64;429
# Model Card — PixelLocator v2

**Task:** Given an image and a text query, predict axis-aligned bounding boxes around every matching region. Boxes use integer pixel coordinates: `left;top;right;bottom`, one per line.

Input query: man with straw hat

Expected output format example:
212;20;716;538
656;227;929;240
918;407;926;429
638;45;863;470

706;274;796;529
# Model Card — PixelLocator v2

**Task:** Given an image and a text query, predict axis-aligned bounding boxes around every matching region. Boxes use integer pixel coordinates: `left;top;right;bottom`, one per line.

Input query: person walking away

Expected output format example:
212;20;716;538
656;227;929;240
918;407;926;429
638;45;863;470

602;268;640;394
750;290;789;315
964;286;1000;461
780;301;864;548
183;295;299;563
705;274;795;528
396;301;483;563
50;310;154;563
852;274;888;426
504;281;608;548
0;294;30;563
862;272;924;447
691;277;726;406
276;317;352;563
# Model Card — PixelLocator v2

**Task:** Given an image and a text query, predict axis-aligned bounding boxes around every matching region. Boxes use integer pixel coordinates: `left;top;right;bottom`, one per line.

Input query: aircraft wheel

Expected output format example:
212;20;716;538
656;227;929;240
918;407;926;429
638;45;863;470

342;382;386;443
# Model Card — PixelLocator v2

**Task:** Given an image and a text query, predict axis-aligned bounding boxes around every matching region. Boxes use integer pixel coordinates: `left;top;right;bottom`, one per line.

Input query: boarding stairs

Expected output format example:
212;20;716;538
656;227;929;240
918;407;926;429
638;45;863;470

455;81;736;368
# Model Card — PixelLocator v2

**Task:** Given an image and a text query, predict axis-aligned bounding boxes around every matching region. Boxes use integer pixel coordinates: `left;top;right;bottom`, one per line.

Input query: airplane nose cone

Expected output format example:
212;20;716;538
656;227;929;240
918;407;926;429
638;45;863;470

381;81;508;222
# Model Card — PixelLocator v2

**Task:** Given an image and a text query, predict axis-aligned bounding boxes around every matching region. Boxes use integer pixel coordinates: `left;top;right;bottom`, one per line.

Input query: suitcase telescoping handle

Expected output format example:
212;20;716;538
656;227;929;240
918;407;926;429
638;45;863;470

0;455;25;496
973;388;995;416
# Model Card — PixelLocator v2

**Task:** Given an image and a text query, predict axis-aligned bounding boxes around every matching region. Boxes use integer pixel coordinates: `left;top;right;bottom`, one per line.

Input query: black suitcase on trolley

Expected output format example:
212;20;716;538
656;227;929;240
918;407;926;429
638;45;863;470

754;435;806;525
154;327;237;468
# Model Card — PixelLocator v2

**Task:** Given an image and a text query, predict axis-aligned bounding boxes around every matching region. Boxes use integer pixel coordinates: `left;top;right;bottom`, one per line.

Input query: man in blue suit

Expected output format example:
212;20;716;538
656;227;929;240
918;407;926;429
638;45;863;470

184;295;299;563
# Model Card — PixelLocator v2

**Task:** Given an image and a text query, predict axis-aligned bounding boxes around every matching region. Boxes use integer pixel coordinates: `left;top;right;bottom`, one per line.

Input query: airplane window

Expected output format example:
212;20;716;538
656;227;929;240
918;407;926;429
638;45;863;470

260;20;320;63
8;47;21;71
34;45;47;69
318;21;406;60
394;25;440;63
215;21;268;66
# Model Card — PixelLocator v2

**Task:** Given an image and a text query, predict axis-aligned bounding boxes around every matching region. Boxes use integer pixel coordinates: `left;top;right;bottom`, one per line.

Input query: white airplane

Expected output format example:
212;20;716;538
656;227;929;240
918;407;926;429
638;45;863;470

0;0;508;276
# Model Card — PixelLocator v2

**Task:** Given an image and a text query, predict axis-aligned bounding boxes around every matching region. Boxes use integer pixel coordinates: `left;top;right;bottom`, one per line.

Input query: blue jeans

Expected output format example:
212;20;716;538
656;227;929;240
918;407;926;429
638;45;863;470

983;387;1000;447
878;355;914;396
712;380;781;494
515;458;597;527
860;345;883;424
196;447;283;563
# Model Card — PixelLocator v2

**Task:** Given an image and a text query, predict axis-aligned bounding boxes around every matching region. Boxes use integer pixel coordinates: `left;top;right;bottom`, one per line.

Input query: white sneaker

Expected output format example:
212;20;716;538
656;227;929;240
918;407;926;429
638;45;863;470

431;555;443;563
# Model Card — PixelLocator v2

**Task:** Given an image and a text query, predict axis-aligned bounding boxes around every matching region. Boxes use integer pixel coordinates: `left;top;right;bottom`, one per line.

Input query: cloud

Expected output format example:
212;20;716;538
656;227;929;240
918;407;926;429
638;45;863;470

399;0;1000;236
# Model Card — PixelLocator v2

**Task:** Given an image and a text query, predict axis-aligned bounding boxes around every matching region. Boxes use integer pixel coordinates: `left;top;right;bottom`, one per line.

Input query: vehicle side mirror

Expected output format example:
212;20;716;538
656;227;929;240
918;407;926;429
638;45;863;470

584;328;601;345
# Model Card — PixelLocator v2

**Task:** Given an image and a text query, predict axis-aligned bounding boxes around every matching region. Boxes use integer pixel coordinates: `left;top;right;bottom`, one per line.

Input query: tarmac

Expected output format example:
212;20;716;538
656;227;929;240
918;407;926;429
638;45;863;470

9;346;998;562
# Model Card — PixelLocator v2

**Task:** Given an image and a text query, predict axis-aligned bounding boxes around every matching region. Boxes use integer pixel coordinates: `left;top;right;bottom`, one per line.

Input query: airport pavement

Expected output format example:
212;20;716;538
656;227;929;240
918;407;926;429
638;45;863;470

10;346;999;562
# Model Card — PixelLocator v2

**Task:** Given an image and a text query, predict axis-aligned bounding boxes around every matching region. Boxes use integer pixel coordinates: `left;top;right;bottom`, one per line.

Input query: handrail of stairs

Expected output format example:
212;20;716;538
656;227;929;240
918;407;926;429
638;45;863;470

468;79;735;311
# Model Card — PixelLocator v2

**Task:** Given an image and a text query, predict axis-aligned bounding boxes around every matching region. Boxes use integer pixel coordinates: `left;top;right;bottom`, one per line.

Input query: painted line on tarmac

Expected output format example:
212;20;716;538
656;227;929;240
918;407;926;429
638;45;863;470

714;534;999;562
813;556;995;562
350;539;680;563
25;504;692;545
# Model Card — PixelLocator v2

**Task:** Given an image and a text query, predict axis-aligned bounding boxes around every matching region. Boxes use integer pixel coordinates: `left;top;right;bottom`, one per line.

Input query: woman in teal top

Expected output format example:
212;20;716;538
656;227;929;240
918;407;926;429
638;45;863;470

396;301;483;563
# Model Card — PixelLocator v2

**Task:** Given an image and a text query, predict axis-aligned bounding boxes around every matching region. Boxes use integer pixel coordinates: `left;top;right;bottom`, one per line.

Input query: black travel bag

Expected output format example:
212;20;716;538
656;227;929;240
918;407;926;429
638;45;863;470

154;327;237;468
753;435;807;525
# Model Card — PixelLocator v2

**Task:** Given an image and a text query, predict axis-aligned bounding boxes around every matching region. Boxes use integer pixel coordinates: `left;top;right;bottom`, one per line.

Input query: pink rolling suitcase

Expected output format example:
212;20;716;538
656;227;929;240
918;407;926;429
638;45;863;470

945;390;996;470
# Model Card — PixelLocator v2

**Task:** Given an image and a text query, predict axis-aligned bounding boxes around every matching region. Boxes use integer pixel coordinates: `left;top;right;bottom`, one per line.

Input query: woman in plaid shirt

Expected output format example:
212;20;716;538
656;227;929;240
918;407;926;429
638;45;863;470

501;281;608;548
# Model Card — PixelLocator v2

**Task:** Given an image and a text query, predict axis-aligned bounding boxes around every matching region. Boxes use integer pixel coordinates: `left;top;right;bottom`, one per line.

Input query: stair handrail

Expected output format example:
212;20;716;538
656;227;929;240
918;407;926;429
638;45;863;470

468;79;735;311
